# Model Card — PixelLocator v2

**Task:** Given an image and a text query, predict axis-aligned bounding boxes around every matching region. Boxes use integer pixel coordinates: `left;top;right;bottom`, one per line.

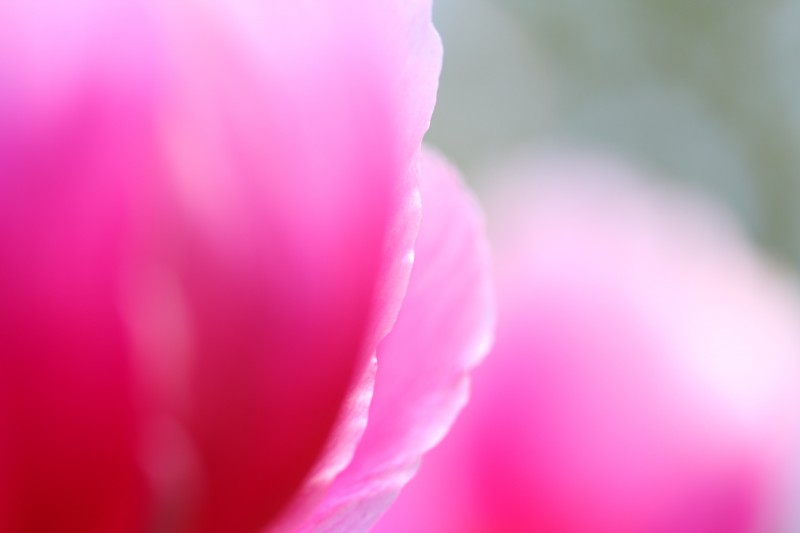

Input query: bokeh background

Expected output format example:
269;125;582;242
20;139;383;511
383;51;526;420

428;0;800;269
424;2;800;529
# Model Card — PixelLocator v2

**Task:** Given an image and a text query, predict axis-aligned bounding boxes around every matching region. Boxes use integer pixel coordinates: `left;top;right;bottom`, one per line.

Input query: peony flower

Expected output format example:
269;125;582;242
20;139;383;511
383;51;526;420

0;1;493;532
376;155;800;533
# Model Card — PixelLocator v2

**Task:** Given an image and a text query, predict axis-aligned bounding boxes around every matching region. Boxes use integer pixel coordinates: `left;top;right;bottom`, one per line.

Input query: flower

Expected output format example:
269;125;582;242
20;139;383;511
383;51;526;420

375;155;800;533
0;1;493;532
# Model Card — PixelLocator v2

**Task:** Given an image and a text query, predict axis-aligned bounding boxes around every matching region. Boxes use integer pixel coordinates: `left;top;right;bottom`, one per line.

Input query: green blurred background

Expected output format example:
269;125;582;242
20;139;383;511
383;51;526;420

428;0;800;268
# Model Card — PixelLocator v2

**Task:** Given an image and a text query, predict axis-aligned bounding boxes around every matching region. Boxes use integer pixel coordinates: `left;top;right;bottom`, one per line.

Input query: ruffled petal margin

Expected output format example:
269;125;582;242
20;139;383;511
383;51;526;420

293;148;495;532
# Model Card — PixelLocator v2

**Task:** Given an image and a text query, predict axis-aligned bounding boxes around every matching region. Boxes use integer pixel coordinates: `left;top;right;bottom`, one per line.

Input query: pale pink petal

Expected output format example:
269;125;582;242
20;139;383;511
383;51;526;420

269;1;443;528
345;0;443;356
293;148;495;532
377;154;800;533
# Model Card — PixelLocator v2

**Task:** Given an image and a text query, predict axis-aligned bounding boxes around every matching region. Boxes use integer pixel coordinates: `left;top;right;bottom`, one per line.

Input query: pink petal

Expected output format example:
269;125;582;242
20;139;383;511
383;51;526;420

0;2;441;532
269;2;444;528
0;3;161;531
149;8;406;532
376;154;800;533
294;148;495;532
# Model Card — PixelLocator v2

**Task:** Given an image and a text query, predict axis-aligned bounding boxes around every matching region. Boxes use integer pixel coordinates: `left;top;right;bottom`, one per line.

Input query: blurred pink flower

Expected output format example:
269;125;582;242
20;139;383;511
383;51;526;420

376;155;800;533
0;1;493;532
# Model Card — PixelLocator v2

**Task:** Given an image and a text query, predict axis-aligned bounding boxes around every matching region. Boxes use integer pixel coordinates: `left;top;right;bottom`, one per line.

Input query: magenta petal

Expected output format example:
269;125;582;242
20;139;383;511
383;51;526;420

293;148;495;532
0;2;439;532
135;4;425;532
0;4;160;532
